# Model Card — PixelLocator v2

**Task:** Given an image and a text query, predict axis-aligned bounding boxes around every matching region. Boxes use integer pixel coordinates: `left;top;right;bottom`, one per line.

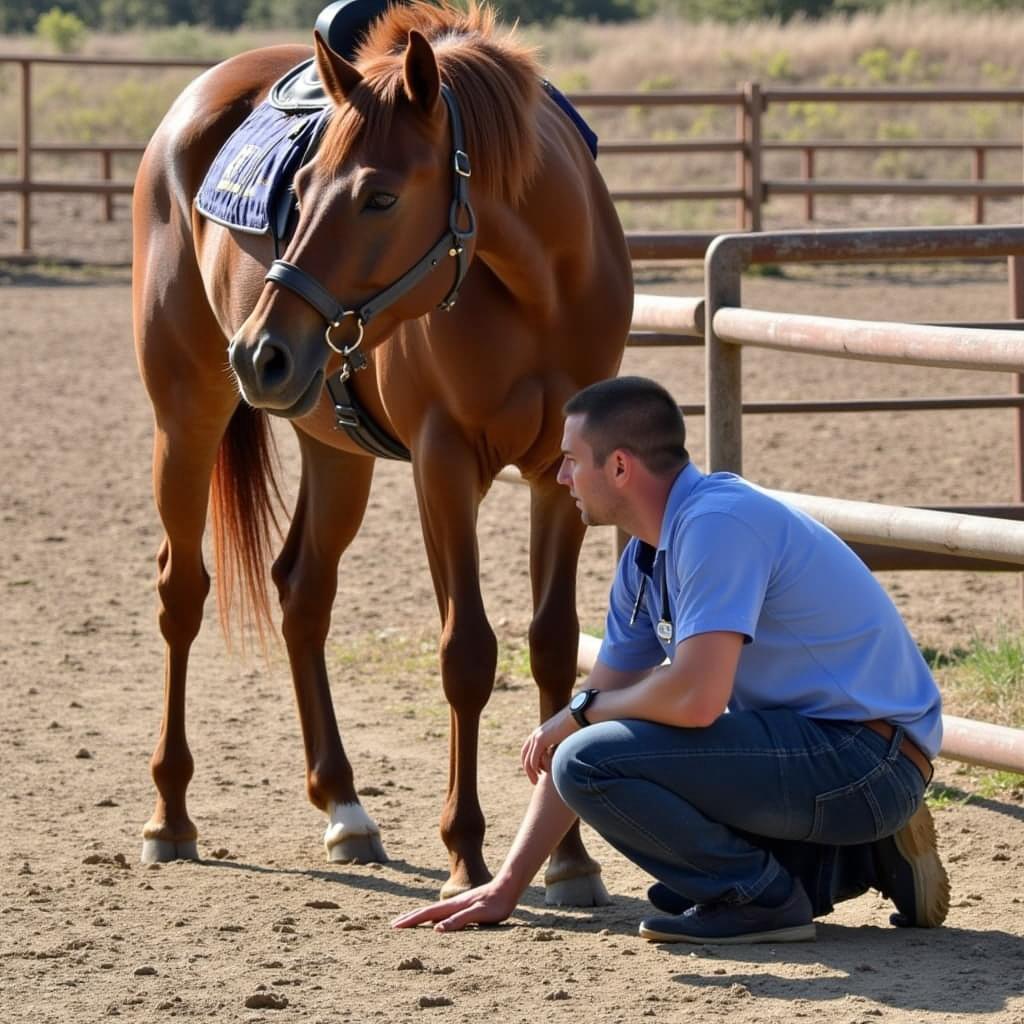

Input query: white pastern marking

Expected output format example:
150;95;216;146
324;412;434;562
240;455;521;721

324;800;380;851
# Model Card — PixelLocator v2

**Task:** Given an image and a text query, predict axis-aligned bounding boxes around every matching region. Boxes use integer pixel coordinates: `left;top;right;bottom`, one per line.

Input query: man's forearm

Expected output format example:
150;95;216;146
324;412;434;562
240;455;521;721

577;634;741;729
492;772;578;898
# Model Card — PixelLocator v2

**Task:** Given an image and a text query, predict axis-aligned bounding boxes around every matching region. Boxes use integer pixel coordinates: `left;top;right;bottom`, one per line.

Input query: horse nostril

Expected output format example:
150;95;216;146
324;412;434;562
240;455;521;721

253;334;293;391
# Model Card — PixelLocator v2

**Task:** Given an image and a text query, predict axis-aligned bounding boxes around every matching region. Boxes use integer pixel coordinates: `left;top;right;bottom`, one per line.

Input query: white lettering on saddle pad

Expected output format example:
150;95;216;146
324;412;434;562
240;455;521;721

216;143;261;194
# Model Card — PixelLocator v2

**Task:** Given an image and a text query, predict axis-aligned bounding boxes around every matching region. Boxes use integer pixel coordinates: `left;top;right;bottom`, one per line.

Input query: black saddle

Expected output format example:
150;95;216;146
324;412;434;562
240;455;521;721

270;0;398;112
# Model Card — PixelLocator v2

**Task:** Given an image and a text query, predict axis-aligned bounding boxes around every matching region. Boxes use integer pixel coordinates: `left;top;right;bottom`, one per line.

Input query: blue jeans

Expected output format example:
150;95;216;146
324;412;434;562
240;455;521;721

551;709;926;910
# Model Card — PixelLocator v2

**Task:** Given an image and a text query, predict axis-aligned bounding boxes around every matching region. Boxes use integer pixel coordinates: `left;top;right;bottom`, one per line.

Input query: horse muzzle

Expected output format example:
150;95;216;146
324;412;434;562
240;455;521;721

228;330;327;418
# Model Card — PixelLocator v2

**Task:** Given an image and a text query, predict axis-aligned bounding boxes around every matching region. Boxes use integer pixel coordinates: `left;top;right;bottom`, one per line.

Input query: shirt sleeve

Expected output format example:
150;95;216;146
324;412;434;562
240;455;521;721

597;544;667;672
671;511;774;646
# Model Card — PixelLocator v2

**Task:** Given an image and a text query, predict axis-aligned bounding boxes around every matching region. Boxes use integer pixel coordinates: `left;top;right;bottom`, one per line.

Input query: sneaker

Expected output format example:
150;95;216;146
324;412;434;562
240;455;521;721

638;879;816;945
647;882;694;915
872;802;950;928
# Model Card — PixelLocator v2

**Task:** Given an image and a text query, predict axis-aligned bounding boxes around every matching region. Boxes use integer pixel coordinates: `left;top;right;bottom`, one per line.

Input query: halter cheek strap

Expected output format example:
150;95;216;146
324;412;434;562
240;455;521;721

264;83;475;379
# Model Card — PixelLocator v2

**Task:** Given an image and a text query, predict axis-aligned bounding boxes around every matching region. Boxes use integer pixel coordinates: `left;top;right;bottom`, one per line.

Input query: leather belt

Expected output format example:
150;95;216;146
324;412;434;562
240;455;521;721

862;719;933;783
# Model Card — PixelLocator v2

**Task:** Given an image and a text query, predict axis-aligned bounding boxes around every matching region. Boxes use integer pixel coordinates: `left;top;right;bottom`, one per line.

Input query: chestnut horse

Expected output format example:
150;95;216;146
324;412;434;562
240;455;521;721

132;1;632;902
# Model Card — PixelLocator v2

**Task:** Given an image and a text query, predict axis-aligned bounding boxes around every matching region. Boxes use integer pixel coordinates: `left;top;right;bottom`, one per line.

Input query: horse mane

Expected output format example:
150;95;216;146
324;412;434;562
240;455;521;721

318;1;541;205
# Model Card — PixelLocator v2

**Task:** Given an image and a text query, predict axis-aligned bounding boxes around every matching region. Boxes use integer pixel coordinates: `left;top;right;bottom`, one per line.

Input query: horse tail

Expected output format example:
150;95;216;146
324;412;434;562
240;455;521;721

209;402;285;649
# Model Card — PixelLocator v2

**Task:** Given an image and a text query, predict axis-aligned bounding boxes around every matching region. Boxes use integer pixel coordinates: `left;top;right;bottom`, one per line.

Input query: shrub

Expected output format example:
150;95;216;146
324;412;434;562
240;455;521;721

36;7;89;53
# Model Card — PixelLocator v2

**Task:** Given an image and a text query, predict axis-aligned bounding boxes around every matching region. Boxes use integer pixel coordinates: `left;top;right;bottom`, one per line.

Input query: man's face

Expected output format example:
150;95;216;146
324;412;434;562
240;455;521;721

556;413;619;527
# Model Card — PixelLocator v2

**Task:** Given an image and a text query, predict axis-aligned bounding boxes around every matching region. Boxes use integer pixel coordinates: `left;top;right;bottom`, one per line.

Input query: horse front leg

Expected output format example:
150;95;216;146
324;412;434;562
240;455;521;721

273;430;385;864
412;424;496;898
528;471;610;906
142;412;233;862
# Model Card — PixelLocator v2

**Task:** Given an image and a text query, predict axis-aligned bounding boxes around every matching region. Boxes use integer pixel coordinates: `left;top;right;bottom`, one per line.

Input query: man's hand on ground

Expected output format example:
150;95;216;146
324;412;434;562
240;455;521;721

391;882;517;933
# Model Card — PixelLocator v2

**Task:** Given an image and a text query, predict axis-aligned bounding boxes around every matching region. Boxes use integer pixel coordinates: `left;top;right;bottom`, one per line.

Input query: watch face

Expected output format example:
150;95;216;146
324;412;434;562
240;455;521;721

570;691;588;711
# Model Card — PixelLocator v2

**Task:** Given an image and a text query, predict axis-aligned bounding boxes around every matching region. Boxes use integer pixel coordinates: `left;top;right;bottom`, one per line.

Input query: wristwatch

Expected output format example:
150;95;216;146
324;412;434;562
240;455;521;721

569;688;599;728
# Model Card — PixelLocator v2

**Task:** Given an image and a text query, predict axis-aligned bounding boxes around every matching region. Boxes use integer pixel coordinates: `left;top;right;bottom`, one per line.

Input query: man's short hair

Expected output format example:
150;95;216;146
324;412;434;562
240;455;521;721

563;376;689;476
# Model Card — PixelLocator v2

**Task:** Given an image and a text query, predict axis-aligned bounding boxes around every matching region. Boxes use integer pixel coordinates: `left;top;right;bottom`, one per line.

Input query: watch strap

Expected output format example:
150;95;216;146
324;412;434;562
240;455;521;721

570;687;599;728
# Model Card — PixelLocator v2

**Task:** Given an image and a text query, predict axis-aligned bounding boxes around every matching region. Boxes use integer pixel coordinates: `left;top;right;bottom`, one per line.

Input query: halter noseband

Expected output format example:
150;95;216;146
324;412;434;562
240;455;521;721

264;83;475;382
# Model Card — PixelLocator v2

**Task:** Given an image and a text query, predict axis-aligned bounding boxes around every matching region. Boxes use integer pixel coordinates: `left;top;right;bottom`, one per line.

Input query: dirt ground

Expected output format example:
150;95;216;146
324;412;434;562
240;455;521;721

2;196;1023;1023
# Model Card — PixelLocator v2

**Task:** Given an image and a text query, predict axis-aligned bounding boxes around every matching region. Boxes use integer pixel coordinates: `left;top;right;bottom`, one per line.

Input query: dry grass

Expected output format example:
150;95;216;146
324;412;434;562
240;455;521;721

2;6;1024;231
524;6;1024;92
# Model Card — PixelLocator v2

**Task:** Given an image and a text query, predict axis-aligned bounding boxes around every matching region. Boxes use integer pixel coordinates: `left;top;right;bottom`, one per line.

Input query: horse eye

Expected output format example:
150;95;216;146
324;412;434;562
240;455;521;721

365;192;397;211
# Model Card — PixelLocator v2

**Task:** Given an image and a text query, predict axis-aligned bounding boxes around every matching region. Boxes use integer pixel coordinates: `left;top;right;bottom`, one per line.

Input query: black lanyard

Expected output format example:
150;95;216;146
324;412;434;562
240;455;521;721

629;558;673;643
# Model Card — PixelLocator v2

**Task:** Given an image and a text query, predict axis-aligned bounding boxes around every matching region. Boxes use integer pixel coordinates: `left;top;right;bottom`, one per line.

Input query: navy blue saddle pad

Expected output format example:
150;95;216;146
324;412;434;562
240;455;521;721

541;79;598;159
195;102;328;236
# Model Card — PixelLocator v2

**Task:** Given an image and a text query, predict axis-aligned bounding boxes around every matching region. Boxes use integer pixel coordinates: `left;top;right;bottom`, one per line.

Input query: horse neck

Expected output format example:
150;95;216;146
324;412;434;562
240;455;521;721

471;125;597;322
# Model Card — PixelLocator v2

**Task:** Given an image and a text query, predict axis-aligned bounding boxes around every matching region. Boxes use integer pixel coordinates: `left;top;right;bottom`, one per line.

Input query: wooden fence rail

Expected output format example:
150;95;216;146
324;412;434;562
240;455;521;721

4;53;1024;252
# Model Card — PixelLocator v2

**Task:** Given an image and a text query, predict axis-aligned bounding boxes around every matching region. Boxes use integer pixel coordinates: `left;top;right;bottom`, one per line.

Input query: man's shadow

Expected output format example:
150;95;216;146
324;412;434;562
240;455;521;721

658;918;1024;1015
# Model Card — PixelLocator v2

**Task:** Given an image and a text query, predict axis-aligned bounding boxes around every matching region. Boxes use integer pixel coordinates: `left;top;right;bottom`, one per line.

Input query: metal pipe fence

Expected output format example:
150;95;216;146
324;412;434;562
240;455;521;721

699;224;1024;774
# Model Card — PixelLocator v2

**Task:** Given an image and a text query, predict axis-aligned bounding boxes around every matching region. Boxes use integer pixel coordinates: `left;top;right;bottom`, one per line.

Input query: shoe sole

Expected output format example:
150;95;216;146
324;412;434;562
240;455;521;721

892;803;950;928
638;922;816;945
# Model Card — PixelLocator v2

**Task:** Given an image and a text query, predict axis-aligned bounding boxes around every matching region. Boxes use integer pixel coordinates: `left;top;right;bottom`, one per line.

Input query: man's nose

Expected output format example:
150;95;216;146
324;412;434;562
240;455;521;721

555;458;570;486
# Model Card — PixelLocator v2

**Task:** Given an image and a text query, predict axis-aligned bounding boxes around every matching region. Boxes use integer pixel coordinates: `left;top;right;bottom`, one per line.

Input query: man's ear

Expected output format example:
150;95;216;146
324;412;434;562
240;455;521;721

608;449;632;487
314;30;363;105
402;29;441;114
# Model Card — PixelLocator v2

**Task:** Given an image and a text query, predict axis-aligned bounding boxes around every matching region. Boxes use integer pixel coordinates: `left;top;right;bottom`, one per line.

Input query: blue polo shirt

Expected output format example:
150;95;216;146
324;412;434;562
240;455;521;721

598;463;943;758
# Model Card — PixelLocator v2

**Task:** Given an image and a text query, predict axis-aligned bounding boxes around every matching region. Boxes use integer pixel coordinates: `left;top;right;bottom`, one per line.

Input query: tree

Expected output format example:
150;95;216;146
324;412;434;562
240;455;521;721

493;0;637;21
36;6;89;50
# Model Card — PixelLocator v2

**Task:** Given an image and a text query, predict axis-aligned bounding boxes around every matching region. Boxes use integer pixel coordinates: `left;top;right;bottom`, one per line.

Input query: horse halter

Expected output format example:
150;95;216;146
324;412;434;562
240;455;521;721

264;83;475;382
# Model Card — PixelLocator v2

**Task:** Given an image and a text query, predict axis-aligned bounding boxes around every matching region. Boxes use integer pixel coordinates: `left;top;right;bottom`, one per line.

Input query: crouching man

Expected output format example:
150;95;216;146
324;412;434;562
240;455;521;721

394;376;949;944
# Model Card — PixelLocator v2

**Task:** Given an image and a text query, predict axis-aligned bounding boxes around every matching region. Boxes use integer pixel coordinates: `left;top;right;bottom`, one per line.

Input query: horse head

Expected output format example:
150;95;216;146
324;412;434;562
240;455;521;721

228;28;475;417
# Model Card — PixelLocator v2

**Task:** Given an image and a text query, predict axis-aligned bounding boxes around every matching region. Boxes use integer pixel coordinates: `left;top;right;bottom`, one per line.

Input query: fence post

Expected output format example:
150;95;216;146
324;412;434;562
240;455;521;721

614;527;630;564
737;81;763;232
18;58;31;254
1009;242;1024;610
802;146;815;222
974;146;985;224
734;89;746;229
102;150;114;222
705;237;745;474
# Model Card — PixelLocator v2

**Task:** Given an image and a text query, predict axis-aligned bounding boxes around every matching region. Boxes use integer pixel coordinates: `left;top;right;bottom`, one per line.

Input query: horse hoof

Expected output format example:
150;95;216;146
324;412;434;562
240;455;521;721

140;837;199;863
439;877;474;900
324;800;387;864
326;832;388;864
544;871;611;907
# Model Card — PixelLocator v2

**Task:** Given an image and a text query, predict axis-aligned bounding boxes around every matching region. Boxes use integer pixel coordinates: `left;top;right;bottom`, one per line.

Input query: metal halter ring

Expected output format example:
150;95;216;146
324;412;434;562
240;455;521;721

324;312;365;356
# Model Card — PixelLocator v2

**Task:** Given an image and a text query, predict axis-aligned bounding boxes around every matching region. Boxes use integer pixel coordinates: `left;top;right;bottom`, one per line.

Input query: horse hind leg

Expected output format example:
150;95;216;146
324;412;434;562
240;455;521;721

273;429;386;864
528;471;610;906
141;406;235;863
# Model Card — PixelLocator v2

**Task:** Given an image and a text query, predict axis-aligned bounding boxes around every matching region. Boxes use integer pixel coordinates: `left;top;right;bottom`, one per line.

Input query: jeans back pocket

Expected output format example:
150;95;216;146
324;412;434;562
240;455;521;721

807;757;918;845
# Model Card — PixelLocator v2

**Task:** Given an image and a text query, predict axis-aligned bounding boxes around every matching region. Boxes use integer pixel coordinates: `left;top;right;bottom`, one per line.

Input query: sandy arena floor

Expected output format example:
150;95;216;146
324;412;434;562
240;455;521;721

1;196;1023;1022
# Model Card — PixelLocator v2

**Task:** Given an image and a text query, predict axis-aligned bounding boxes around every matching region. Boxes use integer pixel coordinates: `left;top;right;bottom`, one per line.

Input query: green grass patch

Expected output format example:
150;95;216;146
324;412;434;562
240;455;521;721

329;628;538;691
927;631;1024;800
925;780;973;810
932;630;1024;730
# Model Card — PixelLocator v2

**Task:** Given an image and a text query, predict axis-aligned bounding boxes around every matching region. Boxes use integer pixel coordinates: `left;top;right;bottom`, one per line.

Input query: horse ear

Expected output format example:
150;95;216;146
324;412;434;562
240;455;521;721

314;30;362;105
402;30;440;115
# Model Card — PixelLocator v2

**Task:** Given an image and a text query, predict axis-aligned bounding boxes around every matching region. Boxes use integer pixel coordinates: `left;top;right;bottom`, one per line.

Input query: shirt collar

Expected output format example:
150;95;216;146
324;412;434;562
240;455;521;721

631;462;704;577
